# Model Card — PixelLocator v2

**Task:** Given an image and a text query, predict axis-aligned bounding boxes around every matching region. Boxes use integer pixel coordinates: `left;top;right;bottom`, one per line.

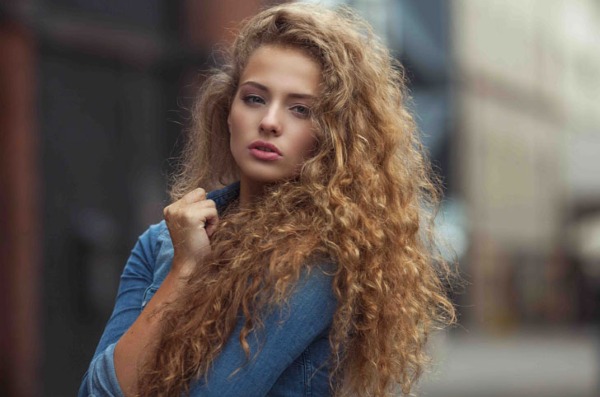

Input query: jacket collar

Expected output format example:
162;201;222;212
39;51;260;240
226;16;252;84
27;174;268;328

206;181;240;213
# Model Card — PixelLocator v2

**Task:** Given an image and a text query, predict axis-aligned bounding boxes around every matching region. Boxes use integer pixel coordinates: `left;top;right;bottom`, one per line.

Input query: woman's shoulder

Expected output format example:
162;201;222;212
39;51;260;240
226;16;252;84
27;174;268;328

128;220;175;303
122;221;171;281
138;220;170;254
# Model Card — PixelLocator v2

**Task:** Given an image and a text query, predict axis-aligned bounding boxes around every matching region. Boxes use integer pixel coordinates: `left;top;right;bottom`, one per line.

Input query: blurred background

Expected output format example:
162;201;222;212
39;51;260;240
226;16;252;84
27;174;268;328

1;0;599;396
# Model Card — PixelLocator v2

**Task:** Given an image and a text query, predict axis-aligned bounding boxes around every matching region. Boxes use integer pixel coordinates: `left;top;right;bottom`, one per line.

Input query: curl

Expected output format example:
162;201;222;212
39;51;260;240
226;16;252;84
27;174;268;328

139;3;456;396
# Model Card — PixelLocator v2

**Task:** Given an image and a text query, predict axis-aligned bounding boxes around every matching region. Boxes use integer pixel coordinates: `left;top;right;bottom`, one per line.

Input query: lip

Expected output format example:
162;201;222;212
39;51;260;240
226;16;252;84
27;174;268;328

248;140;283;161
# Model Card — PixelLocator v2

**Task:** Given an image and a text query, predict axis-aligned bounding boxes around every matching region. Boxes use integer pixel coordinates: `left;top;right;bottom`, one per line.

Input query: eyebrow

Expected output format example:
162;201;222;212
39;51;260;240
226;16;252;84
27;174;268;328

239;81;316;100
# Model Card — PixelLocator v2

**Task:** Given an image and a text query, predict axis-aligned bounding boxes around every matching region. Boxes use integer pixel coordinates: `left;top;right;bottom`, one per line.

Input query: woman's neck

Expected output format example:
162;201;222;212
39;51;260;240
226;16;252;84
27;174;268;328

238;178;267;207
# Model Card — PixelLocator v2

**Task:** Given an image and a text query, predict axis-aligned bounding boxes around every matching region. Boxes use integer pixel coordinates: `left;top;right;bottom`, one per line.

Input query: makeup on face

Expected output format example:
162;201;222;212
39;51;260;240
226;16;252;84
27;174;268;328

228;45;321;197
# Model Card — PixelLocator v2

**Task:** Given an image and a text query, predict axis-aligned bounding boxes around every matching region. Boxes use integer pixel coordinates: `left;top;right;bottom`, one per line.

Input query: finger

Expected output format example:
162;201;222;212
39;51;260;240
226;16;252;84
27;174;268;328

163;203;175;220
195;199;216;209
205;212;219;238
171;206;218;229
164;189;208;219
181;188;206;205
169;199;216;222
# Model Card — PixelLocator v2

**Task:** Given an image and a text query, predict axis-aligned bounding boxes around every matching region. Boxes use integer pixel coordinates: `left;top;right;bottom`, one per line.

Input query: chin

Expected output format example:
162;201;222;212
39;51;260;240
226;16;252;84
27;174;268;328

241;167;297;186
247;174;287;185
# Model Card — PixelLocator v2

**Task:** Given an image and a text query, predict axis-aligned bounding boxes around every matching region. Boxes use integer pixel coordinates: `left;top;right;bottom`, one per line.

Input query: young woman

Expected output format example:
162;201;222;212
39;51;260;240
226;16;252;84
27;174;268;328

79;3;455;397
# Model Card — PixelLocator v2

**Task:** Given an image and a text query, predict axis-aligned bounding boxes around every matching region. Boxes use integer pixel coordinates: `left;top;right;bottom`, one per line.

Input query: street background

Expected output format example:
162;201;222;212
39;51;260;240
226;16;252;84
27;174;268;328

1;0;599;396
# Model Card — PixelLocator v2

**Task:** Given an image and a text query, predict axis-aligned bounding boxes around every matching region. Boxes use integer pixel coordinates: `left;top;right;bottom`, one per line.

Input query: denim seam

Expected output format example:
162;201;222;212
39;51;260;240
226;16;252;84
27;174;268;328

304;345;312;397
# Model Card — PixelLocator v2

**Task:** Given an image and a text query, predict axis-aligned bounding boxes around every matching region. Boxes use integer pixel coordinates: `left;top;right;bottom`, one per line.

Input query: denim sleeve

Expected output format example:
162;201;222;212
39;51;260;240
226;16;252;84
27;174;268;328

78;222;164;397
190;263;338;397
79;220;337;397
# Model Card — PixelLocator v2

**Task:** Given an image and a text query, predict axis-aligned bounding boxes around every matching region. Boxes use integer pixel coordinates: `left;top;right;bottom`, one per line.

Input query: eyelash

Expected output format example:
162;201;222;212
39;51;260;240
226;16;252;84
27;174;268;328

241;95;311;119
242;95;265;105
291;105;310;118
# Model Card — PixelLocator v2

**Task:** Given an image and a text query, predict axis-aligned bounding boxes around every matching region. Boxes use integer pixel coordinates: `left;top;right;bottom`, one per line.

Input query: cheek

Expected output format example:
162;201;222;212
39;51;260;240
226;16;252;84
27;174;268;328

228;114;240;153
228;111;244;144
229;131;242;156
228;107;238;134
303;127;319;152
228;101;245;133
296;133;318;159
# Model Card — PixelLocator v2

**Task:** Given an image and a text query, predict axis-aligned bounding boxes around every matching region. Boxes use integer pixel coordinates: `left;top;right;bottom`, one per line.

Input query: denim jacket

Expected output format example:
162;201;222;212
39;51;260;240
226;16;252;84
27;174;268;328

78;182;337;396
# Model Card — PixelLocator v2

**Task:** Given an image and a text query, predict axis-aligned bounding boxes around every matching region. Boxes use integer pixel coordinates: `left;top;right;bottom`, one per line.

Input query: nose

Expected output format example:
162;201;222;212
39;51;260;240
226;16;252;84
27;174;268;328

259;105;282;136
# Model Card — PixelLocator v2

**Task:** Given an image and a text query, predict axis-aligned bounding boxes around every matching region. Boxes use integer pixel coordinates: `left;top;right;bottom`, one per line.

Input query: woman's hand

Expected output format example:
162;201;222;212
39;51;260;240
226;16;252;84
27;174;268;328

113;188;217;396
163;188;218;275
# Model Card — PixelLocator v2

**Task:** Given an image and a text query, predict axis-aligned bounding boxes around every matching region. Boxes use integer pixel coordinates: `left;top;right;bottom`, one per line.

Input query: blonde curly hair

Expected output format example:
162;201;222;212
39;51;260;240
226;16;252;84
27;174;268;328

139;3;456;396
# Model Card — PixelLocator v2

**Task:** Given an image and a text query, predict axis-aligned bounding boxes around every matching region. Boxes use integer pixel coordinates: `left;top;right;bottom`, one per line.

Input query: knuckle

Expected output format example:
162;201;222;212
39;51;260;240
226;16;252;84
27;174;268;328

178;209;191;222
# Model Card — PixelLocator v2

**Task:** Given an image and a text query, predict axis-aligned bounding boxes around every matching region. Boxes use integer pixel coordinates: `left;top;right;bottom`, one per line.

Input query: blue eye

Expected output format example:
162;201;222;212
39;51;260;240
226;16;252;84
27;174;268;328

243;95;264;105
291;105;311;118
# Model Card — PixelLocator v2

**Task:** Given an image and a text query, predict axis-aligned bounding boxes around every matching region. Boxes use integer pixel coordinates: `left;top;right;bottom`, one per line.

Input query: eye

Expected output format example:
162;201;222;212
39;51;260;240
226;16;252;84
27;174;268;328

291;105;311;118
242;94;265;105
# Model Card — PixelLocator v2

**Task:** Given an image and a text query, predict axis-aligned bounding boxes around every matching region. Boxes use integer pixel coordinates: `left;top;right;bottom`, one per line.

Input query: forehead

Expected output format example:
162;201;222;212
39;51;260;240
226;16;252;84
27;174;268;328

240;45;321;94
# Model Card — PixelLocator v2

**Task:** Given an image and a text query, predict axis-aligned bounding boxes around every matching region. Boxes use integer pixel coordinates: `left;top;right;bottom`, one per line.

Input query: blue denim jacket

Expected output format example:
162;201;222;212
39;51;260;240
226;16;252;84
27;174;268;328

78;182;337;396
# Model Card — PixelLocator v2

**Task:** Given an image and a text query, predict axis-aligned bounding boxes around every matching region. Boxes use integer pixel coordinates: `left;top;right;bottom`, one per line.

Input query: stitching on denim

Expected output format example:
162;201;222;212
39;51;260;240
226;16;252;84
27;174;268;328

304;345;312;397
141;286;158;309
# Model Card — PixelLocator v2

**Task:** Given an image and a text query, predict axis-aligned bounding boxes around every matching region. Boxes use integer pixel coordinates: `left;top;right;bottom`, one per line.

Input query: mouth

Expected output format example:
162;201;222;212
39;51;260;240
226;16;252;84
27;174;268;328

248;141;282;155
256;146;276;152
248;140;282;161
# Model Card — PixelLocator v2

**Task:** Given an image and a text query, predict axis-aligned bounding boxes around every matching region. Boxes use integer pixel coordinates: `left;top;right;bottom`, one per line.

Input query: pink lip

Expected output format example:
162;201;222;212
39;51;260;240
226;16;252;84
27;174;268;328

248;140;282;161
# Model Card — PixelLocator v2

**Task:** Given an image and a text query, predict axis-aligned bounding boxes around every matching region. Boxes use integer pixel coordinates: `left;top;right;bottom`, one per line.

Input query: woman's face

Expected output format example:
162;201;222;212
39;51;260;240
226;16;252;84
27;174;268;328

228;45;320;191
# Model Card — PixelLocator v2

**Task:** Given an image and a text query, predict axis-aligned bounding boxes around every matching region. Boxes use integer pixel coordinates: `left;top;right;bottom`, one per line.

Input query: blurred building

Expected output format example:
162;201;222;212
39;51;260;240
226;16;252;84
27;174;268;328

312;0;600;330
452;0;600;329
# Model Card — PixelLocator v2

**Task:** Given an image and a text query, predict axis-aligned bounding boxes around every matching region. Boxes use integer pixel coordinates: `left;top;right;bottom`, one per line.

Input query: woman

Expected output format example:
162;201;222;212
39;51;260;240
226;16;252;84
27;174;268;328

79;3;455;397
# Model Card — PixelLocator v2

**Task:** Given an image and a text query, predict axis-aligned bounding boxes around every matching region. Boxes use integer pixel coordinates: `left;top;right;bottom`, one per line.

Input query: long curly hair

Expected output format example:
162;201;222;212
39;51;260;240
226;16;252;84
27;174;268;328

138;3;456;396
